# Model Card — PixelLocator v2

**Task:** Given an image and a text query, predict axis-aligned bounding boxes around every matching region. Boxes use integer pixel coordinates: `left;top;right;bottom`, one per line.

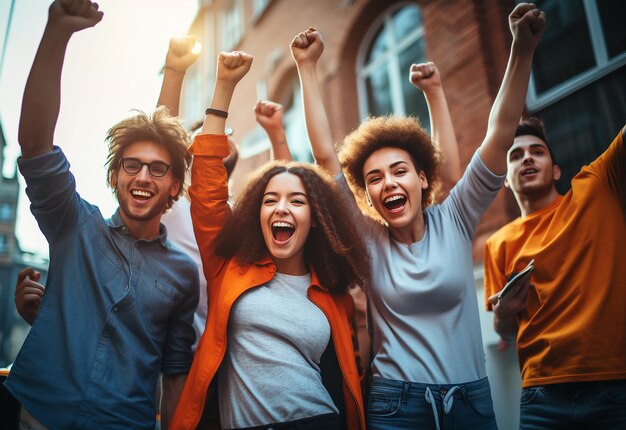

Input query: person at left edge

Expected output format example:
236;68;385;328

3;1;199;429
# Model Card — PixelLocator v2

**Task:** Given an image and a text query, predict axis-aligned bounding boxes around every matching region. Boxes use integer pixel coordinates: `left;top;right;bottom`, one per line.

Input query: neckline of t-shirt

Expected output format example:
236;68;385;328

521;194;564;221
387;213;430;249
273;271;312;283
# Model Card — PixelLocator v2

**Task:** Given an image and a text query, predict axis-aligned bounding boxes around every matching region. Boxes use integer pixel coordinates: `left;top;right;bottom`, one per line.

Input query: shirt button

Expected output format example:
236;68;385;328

113;306;118;312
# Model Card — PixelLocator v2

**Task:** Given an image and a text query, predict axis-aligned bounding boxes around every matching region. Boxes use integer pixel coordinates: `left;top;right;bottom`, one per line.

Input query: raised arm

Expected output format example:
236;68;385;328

200;51;252;135
188;52;252;284
157;36;200;116
254;100;293;161
479;3;545;175
291;28;341;176
410;62;461;193
19;0;103;158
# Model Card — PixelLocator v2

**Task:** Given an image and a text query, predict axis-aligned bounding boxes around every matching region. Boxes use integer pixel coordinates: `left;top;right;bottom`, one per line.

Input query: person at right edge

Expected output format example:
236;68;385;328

484;115;626;429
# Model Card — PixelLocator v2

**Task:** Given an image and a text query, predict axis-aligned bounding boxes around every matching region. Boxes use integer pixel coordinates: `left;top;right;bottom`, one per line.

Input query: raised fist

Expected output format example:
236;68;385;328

49;0;103;34
166;36;200;73
291;27;324;66
409;62;442;93
216;51;253;85
15;268;45;326
509;3;546;53
255;100;284;133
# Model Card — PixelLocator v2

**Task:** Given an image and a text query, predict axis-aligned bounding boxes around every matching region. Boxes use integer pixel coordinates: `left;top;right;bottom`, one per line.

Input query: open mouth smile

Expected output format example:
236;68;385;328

383;194;407;213
131;189;154;200
271;221;295;243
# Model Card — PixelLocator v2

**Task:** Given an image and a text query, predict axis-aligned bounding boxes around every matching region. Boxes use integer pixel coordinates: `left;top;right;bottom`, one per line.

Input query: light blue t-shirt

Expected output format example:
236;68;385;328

342;150;504;384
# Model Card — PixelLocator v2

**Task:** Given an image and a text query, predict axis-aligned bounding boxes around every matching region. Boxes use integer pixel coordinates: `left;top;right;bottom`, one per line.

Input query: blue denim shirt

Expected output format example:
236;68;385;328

5;147;199;429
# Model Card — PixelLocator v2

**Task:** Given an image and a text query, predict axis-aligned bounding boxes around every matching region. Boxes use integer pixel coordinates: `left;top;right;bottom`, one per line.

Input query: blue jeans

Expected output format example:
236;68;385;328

366;377;497;430
520;379;626;430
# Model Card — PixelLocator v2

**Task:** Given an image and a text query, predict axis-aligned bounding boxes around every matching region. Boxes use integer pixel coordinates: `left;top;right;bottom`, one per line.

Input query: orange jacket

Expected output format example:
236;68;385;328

170;134;365;430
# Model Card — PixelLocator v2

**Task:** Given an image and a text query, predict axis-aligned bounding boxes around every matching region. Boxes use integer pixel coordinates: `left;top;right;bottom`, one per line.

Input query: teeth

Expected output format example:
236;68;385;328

272;221;294;229
384;195;404;204
132;190;152;197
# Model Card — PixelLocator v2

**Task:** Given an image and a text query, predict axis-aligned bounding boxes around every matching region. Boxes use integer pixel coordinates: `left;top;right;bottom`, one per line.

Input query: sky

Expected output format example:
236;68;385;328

0;0;199;258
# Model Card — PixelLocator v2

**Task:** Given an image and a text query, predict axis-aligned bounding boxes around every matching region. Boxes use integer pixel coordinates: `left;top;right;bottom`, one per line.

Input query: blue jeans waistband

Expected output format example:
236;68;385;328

370;376;491;399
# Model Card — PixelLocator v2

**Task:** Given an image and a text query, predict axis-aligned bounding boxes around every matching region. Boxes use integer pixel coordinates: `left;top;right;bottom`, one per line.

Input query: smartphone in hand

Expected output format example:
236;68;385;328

498;259;534;300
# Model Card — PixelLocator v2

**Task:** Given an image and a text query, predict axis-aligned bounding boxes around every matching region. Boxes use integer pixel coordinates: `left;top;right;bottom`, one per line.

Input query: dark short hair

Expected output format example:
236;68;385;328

515;117;557;165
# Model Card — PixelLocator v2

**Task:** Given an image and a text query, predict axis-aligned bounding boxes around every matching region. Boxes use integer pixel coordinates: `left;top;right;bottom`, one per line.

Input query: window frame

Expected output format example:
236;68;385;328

356;2;426;121
526;0;626;112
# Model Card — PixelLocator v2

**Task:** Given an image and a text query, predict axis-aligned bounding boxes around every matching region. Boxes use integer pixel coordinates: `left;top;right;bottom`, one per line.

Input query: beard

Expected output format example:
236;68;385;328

116;189;169;222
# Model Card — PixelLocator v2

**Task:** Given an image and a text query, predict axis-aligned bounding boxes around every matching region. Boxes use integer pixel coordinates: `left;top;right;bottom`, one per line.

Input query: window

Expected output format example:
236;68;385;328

252;0;271;21
527;0;626;110
282;82;313;163
527;0;626;193
357;4;429;129
221;0;244;51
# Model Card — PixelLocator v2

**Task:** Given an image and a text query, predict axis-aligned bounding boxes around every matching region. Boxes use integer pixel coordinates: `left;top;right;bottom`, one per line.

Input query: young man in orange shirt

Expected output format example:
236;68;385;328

484;117;626;429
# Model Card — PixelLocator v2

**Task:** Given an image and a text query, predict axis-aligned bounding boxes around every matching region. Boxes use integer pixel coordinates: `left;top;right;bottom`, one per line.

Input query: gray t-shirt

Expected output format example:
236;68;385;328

342;150;504;384
217;272;339;429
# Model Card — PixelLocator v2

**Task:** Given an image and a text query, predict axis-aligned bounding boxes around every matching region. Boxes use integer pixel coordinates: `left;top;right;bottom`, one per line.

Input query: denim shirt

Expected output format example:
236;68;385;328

5;147;199;429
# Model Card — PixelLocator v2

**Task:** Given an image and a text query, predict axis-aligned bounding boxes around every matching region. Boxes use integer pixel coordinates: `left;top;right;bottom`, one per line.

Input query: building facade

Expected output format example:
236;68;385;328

179;1;626;428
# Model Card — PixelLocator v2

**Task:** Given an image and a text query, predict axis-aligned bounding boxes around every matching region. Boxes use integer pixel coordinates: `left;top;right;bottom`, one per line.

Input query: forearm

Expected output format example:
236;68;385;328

199;79;235;135
481;44;535;174
160;373;188;430
19;24;73;158
297;63;341;175
267;128;292;161
157;68;186;116
424;88;461;188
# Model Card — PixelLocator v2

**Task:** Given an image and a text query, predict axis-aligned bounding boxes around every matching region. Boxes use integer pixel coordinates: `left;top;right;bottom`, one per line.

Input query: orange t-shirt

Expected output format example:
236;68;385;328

484;129;626;388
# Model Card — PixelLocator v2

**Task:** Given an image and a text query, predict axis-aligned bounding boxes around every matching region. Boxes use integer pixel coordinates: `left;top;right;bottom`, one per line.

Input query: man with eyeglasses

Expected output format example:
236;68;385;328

3;1;199;429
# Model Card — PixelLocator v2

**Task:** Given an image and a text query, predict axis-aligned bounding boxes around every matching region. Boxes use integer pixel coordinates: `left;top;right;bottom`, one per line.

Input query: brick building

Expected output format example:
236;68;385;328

179;1;625;428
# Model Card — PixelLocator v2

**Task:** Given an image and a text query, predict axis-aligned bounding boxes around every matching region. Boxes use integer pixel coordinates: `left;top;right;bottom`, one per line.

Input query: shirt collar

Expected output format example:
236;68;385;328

107;208;169;248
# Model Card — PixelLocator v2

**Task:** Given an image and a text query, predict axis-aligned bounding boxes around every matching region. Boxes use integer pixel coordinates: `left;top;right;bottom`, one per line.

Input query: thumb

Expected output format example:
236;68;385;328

488;293;499;306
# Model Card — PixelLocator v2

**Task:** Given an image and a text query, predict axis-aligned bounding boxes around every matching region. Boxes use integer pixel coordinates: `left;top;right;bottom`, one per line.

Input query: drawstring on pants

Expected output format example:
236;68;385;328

424;386;462;430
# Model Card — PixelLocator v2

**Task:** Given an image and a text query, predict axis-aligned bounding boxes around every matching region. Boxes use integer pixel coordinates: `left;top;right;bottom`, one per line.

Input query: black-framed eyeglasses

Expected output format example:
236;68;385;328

120;158;171;177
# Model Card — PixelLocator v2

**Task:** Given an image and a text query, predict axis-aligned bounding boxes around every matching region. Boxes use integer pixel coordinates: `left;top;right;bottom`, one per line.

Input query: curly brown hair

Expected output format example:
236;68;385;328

105;107;192;210
214;161;369;293
339;116;441;212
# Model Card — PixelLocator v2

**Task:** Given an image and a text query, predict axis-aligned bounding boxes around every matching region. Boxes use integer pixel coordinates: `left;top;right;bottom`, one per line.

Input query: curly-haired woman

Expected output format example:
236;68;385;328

169;50;369;430
292;4;545;429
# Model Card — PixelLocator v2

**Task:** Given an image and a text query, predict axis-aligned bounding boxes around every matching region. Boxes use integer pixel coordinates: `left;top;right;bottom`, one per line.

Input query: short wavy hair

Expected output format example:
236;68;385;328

105;107;192;210
339;116;441;211
214;161;369;293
